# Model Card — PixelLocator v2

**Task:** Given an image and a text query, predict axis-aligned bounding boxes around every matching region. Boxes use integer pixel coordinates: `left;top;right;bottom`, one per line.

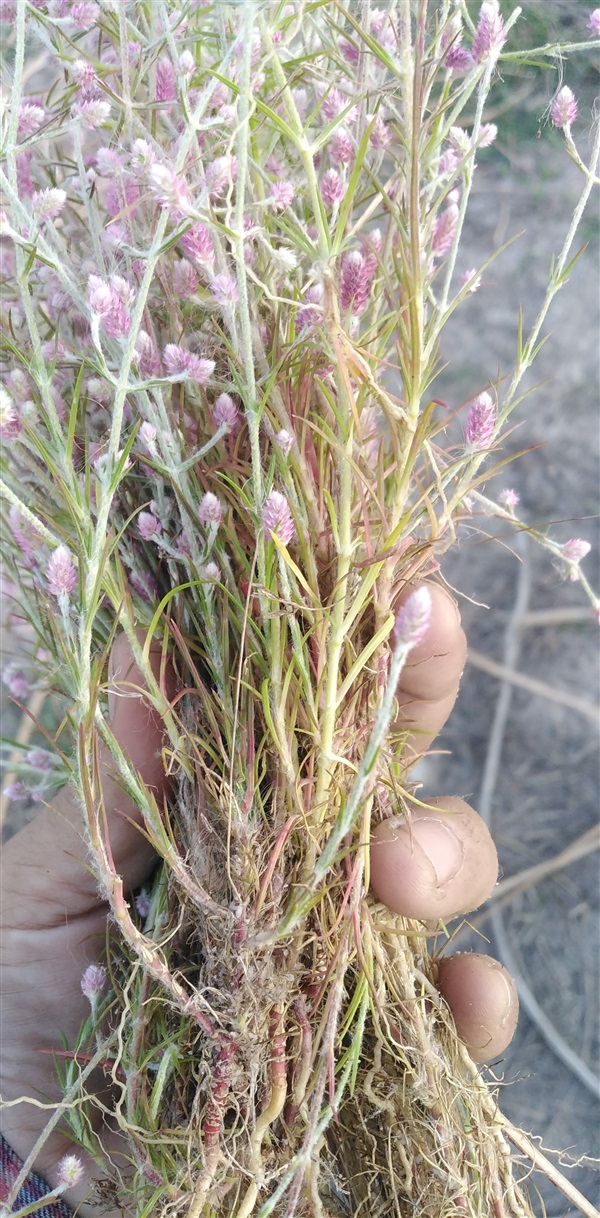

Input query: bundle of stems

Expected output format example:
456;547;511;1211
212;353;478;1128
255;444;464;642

1;1;598;1214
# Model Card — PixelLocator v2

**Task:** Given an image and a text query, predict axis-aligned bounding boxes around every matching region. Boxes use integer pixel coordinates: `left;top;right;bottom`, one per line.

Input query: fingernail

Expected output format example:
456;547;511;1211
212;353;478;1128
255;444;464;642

411;817;464;886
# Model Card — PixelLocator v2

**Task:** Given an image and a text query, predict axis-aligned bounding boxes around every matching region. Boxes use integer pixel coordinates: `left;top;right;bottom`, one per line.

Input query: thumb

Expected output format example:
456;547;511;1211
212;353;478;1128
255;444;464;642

1;632;176;926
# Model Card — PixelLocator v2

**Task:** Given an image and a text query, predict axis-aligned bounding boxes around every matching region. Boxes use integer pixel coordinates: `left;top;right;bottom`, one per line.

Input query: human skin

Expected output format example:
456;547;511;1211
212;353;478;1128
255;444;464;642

0;582;517;1215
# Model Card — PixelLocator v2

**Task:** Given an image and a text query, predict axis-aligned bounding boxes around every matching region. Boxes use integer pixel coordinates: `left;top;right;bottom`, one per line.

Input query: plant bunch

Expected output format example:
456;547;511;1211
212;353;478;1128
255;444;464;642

1;2;598;1215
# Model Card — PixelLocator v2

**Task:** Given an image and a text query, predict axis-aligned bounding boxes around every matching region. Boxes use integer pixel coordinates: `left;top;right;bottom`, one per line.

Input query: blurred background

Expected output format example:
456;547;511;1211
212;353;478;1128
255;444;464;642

1;2;598;1213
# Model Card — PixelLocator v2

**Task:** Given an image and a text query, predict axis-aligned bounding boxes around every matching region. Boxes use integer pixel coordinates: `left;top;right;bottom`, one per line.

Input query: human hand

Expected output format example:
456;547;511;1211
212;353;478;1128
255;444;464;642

0;583;517;1215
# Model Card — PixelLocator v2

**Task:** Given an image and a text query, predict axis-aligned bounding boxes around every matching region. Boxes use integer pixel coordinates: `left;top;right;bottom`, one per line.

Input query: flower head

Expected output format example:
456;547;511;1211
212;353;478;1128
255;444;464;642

134;332;162;379
172;260;199;298
148;163;189;212
72;99;111;129
432;203;459;256
70;2;100;28
394;586;432;651
498;488;520;511
268;180;295;211
47;545;78;598
26;747;54;771
296;283;324;332
320;169;344;207
56;1155;85;1190
263;491;295;544
210;273;239;307
465;391;497;449
472;0;507;62
478;123;498;148
445;44;475;72
17;103;45;139
155;56;176;103
213;393;239;433
3;665;30;699
87;274;130;339
369;112;391;149
180;222;215;266
551;86;578;129
0;385;15;429
340;250;372;315
459;268;482;293
198;492;224;525
139;422;157;452
81;963;107;1001
32;188;67;222
275;429;294;454
329;129;354;165
138;511;162;541
562;538;591;565
586;9;600;35
205;155;237;198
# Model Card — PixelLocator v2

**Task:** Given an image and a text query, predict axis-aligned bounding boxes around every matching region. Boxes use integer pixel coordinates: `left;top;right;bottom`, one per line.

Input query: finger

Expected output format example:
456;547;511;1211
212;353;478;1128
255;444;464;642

1;632;175;925
393;582;467;766
435;953;519;1062
369;796;498;922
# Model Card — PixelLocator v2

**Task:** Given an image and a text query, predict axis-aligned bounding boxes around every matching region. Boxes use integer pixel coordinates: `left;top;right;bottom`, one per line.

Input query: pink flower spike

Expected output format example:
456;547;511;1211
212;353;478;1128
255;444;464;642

320;169;344;207
0;385;15;430
268;180;295;211
81;963;107;1001
56;1155;85;1190
186;355;215;385
329;129;354;165
340;250;372;315
432;203;459;256
17;103;45;139
4;666;30;699
445;43;475;72
478;123;498;148
172;260;199;298
134;332;162;379
70;3;100;30
562;538;591;563
210;273;239;307
498;488;520;511
587;9;600;35
369;113;391;149
72;99;111;129
551;86;578;129
459;268;482;293
148;164;189;212
136;889;151;918
202;561;221;586
198;492;224;525
139;422;157;451
163;344;191;377
47;545;78;599
138;511;162;541
263;491;295;545
26;747;53;771
394;586;432;651
213;393;239;433
275;429;294;454
465;391;497;449
205;155;237;198
180;222;214;265
3;781;28;801
155;56;176;103
32;188;67;222
472;0;507;63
